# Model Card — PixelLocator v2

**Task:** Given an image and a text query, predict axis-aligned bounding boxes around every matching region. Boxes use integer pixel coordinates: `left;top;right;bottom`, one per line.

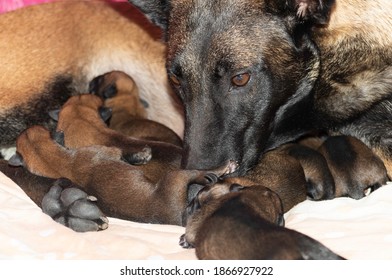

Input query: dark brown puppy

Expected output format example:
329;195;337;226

89;71;182;147
11;125;235;225
181;183;344;260
317;135;388;199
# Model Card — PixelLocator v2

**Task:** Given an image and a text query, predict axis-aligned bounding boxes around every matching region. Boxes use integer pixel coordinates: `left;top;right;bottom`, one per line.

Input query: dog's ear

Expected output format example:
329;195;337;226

271;0;333;25
127;0;169;31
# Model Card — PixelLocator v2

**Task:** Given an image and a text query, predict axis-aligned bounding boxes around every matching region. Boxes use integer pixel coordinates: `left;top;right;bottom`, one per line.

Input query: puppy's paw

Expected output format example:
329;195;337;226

201;160;239;185
42;178;108;232
179;234;194;249
122;146;152;165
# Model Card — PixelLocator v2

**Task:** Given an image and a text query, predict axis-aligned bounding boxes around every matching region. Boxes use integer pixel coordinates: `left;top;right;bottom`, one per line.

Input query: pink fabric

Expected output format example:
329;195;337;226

0;0;126;14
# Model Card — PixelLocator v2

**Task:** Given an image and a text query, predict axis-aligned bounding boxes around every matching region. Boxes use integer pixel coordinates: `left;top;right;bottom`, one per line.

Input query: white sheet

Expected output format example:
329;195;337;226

1;171;392;260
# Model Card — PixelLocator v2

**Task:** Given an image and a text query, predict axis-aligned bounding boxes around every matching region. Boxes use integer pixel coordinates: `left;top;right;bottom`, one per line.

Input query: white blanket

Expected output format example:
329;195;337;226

1;171;392;260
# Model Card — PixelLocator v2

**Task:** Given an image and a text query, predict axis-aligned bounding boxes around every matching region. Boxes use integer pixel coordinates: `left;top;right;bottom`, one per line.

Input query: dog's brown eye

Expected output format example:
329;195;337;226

169;74;181;87
231;73;250;87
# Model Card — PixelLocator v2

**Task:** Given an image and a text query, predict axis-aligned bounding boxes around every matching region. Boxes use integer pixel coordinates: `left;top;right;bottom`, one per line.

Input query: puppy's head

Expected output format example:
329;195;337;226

55;94;111;129
186;182;284;226
89;71;147;118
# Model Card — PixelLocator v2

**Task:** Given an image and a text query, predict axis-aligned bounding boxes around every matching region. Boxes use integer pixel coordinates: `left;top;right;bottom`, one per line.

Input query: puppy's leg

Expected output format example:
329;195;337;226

0;160;108;232
89;71;183;146
318;135;388;199
0;160;54;206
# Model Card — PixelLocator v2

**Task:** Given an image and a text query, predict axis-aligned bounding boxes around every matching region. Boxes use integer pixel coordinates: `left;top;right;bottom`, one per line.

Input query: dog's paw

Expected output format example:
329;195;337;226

122;146;152;165
179;234;194;249
201;160;239;185
42;178;108;232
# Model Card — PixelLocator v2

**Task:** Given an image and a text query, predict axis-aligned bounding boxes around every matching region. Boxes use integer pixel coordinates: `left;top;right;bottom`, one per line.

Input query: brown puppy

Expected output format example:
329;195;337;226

181;183;344;260
317;135;388;199
89;71;183;147
0;1;183;155
10;125;235;226
51;93;181;165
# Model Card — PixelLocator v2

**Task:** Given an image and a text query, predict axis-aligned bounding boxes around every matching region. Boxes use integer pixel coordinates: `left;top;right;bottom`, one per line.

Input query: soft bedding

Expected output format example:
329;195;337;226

1;170;392;260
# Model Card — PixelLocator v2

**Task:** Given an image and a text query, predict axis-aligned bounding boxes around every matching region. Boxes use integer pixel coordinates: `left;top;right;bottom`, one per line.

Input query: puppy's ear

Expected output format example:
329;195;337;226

8;152;24;167
48;109;60;121
127;0;169;32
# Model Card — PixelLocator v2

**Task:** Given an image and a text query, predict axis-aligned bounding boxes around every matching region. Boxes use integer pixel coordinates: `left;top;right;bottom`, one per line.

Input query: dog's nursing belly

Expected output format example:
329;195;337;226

0;1;183;148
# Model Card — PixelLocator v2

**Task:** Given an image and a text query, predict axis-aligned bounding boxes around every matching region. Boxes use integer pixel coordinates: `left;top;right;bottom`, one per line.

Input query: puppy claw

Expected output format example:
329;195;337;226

87;195;98;202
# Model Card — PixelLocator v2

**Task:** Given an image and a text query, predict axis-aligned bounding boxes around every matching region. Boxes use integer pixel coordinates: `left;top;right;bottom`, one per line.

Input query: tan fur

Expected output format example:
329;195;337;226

316;0;392;47
0;1;184;138
56;94;181;172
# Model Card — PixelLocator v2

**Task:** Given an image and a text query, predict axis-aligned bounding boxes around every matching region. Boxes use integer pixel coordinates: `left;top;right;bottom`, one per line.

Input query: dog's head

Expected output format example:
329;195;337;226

129;0;333;173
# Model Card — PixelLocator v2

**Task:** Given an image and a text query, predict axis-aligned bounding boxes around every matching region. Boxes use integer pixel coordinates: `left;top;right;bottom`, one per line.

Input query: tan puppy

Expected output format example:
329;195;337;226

89;71;182;147
0;1;183;154
181;183;345;260
51;93;168;165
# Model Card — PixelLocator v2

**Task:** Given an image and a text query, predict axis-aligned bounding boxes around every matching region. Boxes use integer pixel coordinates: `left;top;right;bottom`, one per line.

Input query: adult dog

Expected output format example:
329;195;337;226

127;0;392;179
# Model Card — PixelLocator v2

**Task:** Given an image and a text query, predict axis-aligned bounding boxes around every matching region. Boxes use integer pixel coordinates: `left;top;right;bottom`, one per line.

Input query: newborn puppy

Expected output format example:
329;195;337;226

89;71;183;147
317;135;388;199
50;94;155;165
181;182;345;260
11;125;236;225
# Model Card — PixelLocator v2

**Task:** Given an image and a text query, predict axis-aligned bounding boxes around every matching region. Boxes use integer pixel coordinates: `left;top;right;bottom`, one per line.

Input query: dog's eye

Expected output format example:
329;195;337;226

169;74;181;87
231;73;250;87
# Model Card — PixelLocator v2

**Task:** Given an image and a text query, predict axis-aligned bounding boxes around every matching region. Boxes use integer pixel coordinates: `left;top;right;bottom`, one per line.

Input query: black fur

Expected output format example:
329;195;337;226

0;76;75;147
